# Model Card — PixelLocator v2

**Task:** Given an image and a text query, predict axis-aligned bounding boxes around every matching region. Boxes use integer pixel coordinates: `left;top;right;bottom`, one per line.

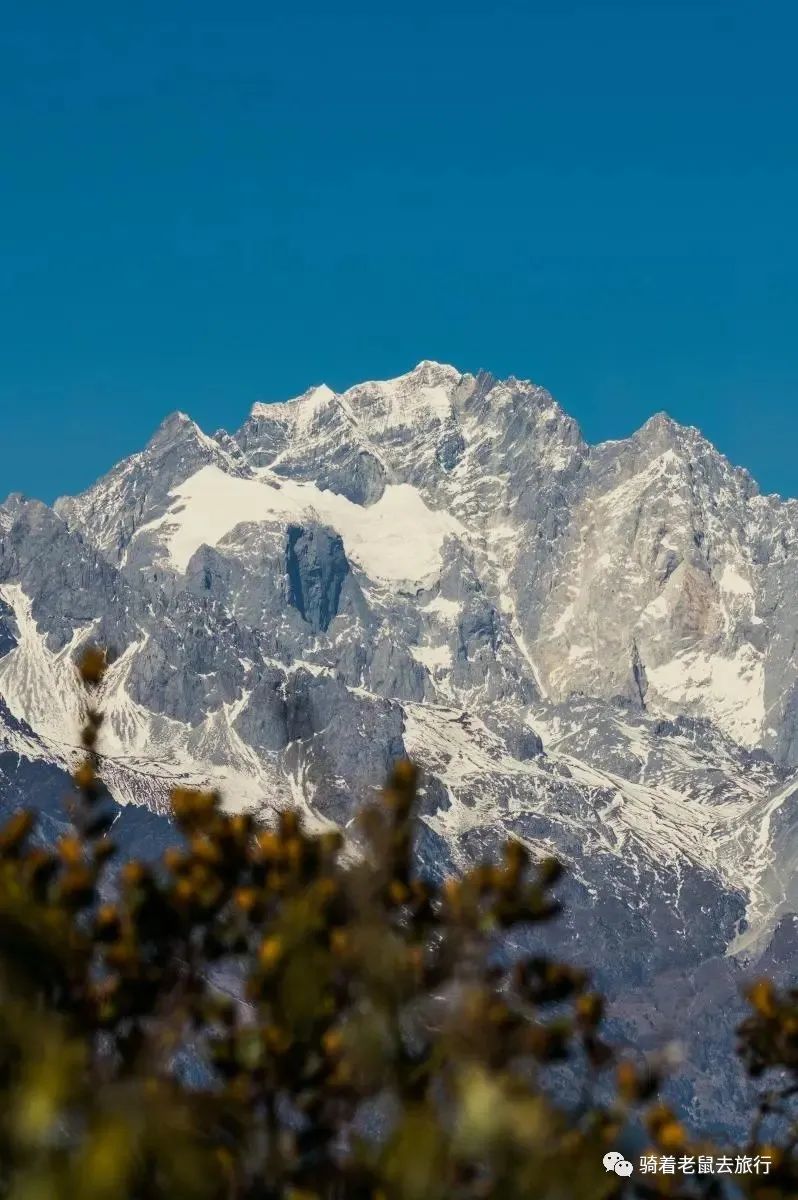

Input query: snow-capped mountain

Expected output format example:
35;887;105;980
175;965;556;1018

3;360;798;1131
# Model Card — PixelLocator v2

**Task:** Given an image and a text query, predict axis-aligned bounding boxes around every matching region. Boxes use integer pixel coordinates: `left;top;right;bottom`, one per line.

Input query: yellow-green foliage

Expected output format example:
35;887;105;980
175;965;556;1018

0;646;795;1198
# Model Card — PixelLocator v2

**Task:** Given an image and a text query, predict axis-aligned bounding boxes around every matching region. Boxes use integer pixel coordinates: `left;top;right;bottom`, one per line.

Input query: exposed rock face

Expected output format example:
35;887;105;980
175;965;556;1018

286;524;350;634
2;359;798;1133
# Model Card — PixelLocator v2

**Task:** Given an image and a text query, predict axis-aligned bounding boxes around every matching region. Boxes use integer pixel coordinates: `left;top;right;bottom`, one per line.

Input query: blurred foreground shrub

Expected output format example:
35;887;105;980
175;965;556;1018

0;647;795;1198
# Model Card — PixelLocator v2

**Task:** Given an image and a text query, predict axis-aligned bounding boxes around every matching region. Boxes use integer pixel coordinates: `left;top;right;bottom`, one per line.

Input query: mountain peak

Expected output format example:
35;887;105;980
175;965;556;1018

146;410;202;446
249;383;335;421
639;410;685;434
0;492;38;532
403;360;462;385
301;383;335;402
634;410;754;476
1;491;29;511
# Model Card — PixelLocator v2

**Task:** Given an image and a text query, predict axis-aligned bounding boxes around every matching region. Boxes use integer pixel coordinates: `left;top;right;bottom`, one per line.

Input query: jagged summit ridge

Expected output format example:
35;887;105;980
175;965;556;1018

28;359;798;765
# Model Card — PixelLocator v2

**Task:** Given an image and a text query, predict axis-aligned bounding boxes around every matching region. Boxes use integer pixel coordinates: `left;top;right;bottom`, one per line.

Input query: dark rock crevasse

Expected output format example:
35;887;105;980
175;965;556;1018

286;524;350;634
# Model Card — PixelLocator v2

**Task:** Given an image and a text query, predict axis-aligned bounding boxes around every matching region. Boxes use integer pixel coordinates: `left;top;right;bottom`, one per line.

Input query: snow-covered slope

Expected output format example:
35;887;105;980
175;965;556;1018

130;465;464;586
1;359;797;1132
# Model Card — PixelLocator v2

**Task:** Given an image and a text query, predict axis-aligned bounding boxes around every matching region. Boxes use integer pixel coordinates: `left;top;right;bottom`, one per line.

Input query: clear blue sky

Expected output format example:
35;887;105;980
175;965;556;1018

2;0;797;503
